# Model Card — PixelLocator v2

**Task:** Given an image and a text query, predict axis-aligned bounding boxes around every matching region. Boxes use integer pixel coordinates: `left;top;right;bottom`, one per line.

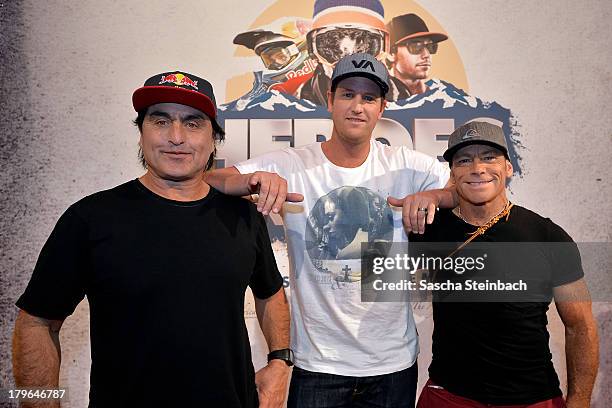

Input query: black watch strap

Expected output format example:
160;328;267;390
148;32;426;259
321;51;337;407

267;349;294;366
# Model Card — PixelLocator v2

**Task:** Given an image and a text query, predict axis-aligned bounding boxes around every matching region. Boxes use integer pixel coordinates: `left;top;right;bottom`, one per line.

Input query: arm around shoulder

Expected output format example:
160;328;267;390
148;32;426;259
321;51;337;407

387;178;457;235
205;166;303;214
203;166;245;195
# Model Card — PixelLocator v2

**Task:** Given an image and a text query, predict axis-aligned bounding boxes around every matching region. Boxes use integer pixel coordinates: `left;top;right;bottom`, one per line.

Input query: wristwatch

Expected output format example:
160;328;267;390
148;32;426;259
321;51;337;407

267;349;294;366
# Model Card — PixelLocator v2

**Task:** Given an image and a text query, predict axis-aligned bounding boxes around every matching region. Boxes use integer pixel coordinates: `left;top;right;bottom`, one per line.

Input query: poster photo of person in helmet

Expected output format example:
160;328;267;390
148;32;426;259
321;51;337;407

232;18;319;108
297;0;390;106
219;0;522;177
228;0;460;107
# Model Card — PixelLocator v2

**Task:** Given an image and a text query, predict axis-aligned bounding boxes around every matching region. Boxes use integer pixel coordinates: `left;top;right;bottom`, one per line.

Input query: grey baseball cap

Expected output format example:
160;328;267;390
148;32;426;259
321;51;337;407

443;121;509;164
331;52;389;96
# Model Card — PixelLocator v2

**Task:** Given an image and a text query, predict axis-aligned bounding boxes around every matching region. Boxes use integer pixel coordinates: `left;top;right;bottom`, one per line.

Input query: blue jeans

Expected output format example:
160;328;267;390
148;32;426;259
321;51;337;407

287;363;418;408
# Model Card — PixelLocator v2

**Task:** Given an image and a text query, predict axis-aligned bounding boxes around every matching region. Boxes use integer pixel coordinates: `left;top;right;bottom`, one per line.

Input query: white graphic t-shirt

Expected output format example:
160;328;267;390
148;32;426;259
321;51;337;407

236;139;449;376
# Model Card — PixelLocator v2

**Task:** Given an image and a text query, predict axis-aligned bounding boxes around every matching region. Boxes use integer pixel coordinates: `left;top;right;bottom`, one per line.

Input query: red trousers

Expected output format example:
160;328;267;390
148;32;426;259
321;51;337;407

417;379;566;408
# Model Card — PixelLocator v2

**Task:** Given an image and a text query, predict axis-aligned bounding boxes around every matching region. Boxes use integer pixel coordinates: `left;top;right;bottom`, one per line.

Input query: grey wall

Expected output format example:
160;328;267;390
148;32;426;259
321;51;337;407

1;0;36;389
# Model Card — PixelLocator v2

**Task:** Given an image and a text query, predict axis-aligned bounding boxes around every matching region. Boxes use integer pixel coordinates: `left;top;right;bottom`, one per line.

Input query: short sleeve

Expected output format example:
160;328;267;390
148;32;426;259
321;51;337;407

249;209;284;299
399;148;450;193
234;149;294;179
546;219;584;287
16;205;88;320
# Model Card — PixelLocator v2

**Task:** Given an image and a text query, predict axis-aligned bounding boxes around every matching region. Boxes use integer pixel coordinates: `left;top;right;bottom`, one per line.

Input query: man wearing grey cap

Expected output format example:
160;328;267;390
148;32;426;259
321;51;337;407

207;53;455;407
410;122;599;407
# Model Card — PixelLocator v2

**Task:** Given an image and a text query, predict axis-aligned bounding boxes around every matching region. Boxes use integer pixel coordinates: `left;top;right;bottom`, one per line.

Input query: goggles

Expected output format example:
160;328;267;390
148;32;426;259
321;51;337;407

398;39;438;55
258;43;300;71
309;26;387;66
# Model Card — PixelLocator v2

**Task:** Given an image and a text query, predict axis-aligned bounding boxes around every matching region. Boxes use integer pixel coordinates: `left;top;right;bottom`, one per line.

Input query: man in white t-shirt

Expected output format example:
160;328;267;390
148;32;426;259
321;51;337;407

206;53;455;407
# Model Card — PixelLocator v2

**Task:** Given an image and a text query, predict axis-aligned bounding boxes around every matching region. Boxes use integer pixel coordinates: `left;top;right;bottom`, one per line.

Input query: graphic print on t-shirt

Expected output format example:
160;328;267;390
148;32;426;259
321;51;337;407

305;186;393;289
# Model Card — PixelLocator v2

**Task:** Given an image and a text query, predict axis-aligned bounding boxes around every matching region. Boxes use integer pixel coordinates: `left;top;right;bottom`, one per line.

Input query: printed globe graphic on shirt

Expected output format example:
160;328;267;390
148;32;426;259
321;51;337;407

305;186;393;286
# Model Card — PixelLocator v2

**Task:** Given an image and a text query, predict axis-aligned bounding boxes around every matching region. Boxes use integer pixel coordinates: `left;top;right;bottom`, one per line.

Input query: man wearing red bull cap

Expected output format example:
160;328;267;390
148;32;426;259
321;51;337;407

13;71;291;408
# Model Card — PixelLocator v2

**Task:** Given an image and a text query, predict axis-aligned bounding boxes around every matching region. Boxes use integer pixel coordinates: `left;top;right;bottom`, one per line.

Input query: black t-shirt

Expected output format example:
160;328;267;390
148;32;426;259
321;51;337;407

410;205;583;405
17;180;283;407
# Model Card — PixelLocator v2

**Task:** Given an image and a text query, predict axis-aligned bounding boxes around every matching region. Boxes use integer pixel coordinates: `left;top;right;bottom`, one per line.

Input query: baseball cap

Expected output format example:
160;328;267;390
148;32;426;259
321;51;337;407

443;121;509;164
132;71;218;120
387;13;448;46
331;52;389;95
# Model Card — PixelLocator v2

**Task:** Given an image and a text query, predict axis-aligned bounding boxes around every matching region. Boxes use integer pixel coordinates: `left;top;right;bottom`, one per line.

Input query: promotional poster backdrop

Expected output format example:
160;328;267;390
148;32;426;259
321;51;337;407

1;1;611;407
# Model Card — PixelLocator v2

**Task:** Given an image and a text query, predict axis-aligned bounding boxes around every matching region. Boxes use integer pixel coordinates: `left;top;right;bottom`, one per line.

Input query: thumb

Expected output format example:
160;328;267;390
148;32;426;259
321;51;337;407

248;175;260;186
248;175;261;193
387;196;404;207
286;192;304;202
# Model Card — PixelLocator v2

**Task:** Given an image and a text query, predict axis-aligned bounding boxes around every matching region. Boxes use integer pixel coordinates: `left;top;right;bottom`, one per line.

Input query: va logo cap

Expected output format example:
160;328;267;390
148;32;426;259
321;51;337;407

351;59;376;72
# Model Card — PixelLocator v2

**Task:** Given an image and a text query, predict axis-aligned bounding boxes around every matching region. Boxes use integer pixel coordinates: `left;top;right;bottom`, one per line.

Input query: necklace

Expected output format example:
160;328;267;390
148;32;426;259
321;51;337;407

454;201;511;227
448;201;513;257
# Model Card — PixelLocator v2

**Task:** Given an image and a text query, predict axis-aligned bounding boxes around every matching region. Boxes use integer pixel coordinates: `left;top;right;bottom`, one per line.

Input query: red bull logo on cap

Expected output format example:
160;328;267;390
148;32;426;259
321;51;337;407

159;73;199;90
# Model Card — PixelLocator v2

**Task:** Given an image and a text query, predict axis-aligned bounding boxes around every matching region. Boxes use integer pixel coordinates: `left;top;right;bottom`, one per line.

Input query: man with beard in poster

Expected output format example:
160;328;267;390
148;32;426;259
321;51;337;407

206;54;455;407
386;13;449;100
410;121;599;408
12;71;290;408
